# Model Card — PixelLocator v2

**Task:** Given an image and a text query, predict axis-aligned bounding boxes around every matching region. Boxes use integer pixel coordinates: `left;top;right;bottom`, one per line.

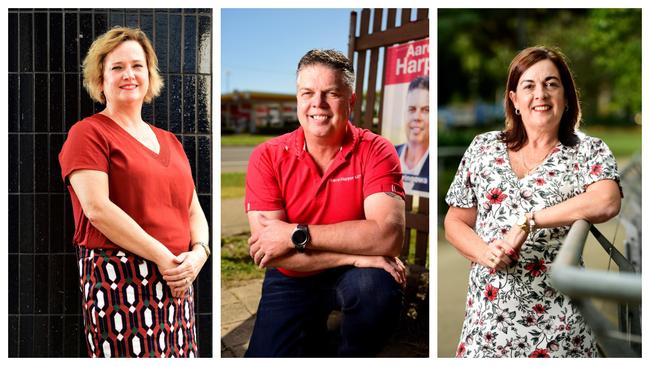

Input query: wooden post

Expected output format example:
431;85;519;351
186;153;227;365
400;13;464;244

347;10;357;63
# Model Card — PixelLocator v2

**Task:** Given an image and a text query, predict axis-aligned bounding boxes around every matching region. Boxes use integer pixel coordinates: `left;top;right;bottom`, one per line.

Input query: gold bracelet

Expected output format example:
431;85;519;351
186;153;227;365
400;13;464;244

192;242;211;257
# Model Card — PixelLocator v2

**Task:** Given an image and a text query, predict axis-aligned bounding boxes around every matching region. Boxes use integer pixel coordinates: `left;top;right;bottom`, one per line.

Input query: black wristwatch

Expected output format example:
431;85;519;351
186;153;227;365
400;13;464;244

291;224;310;252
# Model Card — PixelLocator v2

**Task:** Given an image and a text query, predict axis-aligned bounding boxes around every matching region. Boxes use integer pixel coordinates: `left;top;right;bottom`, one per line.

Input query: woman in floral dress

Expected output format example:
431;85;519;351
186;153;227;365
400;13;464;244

444;46;622;358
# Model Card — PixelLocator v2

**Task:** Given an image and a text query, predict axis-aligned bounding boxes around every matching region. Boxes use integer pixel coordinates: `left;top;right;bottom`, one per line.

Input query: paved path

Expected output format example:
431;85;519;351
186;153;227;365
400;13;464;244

220;193;257;357
221;279;263;357
221;197;248;236
221;146;254;173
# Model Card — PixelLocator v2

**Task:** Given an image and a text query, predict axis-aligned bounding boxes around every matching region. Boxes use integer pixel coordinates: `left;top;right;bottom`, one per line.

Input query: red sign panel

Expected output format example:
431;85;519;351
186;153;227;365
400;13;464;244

384;38;429;85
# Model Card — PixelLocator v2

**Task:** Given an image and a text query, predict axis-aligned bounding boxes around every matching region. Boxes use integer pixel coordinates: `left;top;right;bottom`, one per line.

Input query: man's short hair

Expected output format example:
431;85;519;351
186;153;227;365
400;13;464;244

408;76;429;92
297;49;355;92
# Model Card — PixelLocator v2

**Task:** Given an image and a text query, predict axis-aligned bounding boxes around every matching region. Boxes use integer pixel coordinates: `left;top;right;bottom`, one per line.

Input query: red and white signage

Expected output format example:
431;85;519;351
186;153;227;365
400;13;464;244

381;38;429;144
384;39;430;86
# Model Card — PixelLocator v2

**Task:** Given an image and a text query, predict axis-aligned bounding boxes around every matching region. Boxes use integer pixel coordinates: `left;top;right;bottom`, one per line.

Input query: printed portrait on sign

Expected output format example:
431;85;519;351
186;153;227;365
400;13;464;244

381;39;430;197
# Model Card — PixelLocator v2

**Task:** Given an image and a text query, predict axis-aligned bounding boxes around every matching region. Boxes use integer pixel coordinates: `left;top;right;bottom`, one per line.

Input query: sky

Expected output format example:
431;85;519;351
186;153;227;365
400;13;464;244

221;9;355;94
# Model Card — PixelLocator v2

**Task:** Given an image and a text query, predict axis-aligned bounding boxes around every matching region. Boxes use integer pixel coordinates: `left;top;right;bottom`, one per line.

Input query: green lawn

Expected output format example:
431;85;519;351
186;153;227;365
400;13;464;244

221;172;246;199
582;126;641;158
221;133;276;147
221;234;264;288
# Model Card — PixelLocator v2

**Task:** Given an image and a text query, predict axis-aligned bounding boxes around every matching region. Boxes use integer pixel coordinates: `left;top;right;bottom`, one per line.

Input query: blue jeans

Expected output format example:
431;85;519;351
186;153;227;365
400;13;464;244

245;266;403;357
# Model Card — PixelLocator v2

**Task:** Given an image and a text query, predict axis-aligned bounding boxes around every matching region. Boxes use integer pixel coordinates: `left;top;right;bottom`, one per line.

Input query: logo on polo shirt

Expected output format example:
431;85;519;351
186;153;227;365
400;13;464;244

330;174;362;183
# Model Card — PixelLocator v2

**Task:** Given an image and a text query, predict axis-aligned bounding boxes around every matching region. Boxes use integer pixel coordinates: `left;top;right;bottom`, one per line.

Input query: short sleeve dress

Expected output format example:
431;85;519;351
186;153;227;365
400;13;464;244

445;131;621;358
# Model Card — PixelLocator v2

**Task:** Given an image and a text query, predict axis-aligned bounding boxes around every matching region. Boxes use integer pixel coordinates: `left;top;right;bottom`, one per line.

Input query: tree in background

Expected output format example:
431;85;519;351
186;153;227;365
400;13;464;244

438;9;640;126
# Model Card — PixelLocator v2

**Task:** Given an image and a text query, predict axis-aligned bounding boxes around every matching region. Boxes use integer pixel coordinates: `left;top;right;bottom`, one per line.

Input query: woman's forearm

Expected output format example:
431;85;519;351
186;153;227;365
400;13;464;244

85;199;176;265
444;214;488;263
534;180;621;228
189;206;210;245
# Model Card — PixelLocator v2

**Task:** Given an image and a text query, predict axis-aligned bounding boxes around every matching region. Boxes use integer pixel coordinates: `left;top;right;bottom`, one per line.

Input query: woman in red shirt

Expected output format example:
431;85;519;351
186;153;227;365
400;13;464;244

59;27;210;357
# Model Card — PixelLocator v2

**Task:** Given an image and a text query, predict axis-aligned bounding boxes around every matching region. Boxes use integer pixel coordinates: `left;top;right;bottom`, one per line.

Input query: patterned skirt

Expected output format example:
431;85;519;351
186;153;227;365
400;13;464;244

75;246;198;357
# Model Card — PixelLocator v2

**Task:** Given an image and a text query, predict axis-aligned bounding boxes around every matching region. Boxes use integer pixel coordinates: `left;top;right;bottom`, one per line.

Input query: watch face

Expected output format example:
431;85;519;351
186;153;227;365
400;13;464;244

292;230;308;245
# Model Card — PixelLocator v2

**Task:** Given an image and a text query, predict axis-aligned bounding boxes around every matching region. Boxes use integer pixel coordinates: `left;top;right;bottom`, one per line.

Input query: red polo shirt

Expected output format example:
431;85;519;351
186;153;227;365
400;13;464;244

245;121;405;276
59;113;195;255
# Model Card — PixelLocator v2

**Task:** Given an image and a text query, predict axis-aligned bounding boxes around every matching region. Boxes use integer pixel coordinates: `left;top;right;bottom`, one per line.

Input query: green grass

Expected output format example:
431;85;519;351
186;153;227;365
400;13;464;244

221;172;246;199
221;234;265;287
582;126;641;159
221;134;276;147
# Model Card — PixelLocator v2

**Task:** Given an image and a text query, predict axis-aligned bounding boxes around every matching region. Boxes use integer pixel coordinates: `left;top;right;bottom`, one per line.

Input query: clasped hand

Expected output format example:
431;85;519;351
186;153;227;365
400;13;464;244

248;216;293;268
479;227;527;270
159;250;208;298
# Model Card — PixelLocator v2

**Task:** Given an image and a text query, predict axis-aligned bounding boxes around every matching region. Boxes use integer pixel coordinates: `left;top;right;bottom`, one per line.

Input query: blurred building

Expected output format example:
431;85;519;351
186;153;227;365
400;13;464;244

222;91;298;133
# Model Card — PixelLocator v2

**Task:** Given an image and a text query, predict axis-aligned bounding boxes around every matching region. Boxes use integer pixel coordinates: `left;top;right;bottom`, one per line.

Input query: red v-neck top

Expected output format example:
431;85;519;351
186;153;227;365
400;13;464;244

245;121;405;276
59;113;195;255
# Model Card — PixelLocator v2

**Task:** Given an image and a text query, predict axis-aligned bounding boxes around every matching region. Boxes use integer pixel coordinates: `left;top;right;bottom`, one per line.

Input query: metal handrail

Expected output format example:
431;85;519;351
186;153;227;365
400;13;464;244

550;220;642;303
549;219;642;357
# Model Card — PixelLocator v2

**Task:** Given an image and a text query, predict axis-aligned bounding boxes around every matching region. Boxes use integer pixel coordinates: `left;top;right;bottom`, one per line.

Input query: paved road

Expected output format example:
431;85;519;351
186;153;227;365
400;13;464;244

221;146;255;173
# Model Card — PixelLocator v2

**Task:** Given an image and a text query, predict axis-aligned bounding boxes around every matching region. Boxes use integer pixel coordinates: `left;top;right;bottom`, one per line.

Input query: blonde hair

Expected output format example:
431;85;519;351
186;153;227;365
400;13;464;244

82;26;163;104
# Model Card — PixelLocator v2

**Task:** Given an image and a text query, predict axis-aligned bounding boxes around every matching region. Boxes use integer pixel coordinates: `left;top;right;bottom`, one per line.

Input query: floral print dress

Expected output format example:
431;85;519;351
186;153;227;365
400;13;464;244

445;131;621;358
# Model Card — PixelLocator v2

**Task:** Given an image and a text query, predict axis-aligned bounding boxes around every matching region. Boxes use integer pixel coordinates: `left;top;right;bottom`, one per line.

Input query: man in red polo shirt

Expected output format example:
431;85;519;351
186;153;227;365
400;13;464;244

244;49;407;357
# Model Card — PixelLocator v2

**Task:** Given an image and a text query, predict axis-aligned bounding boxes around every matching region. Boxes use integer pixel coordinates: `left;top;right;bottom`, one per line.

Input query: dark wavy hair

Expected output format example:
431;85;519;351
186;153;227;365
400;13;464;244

501;46;580;150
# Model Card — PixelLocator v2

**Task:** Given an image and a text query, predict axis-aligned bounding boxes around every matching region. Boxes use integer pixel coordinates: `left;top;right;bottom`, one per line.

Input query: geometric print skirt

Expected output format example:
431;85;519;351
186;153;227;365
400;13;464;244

75;246;198;357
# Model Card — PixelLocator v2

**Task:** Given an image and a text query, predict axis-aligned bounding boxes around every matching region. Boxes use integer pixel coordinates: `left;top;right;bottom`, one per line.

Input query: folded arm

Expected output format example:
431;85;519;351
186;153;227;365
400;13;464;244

446;179;622;269
497;179;622;256
501;179;621;248
308;192;405;256
248;192;405;263
532;179;621;228
246;210;361;271
246;192;406;284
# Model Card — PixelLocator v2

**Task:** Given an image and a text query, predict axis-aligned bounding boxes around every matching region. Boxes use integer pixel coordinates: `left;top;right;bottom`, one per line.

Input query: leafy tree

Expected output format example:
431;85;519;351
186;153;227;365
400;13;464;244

438;9;640;125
